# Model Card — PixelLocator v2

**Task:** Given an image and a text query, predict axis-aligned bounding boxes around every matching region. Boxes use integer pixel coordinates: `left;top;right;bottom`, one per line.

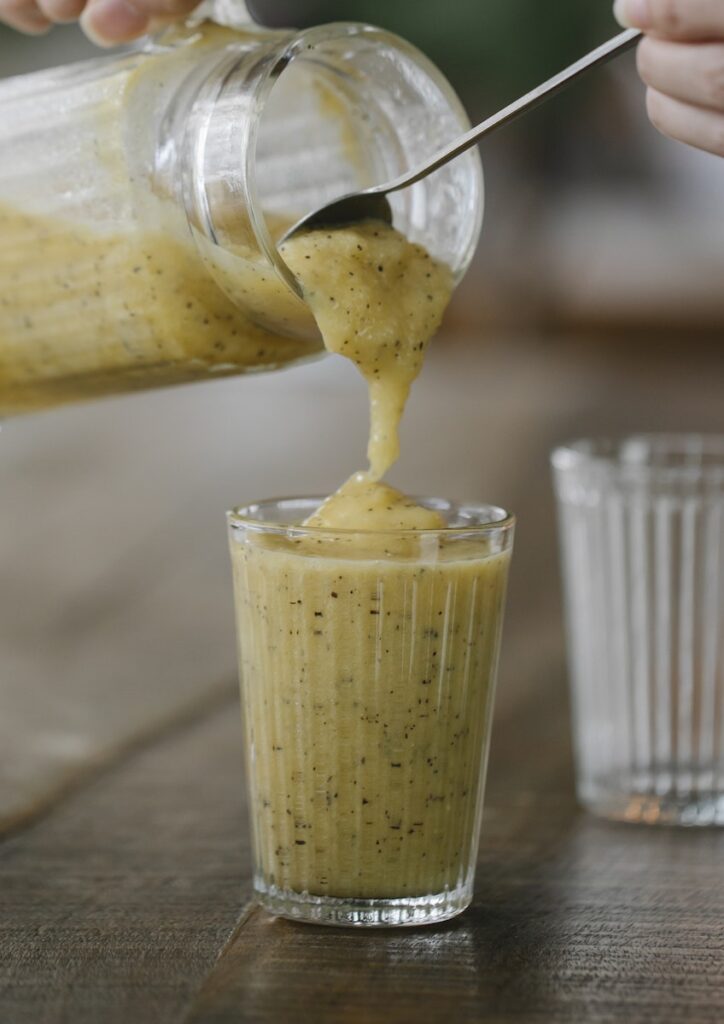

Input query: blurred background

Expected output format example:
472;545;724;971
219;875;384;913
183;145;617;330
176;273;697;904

1;3;722;829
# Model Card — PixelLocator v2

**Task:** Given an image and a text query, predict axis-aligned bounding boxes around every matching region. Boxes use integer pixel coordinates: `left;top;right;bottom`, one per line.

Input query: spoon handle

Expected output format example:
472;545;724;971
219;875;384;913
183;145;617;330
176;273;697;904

380;28;642;195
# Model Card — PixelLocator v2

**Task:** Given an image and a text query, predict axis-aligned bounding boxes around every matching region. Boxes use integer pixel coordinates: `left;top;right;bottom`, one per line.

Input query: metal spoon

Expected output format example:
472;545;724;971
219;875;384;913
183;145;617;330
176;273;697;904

280;27;641;259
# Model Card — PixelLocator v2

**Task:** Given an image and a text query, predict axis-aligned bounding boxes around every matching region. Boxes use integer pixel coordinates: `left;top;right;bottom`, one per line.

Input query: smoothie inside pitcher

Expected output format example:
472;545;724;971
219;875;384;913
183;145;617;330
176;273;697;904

0;18;482;416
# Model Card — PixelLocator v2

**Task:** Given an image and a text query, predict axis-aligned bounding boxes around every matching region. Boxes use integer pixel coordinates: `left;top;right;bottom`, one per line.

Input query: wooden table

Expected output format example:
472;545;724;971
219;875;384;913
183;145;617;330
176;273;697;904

2;333;724;1023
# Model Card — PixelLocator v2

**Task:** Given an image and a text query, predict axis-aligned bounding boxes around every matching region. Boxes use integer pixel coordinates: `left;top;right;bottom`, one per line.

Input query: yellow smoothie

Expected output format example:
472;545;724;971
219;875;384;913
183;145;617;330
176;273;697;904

232;519;509;899
230;221;512;906
0;205;319;416
0;25;321;417
280;221;453;487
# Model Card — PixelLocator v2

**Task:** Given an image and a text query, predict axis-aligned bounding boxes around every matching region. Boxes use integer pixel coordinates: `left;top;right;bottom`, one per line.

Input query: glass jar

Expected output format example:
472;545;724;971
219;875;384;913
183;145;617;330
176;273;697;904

0;4;483;416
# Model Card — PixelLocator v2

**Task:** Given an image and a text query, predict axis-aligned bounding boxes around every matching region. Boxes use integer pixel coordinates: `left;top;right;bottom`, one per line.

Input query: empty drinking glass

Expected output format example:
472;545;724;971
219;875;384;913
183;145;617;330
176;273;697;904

552;435;724;826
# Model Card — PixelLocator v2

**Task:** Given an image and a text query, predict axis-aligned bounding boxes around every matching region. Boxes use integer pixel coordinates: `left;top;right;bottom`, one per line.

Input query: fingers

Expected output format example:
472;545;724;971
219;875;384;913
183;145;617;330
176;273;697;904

1;0;198;45
0;0;51;32
1;0;198;38
638;38;724;113
615;0;724;41
646;87;724;155
635;33;724;155
35;0;86;21
1;0;85;33
80;0;197;45
80;0;147;44
614;1;724;154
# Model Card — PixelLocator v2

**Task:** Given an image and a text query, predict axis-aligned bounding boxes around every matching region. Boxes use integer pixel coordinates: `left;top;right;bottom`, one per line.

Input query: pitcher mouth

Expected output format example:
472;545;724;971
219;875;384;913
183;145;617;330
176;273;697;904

246;23;384;306
246;21;483;307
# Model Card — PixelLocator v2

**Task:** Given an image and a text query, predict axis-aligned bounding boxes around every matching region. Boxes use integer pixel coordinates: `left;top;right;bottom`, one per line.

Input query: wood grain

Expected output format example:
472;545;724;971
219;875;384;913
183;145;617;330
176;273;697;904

186;678;724;1024
0;701;249;1024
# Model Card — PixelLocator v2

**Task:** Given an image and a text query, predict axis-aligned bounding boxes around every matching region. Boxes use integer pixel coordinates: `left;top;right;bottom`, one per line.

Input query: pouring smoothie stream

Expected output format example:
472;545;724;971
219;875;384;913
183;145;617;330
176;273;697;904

229;221;513;925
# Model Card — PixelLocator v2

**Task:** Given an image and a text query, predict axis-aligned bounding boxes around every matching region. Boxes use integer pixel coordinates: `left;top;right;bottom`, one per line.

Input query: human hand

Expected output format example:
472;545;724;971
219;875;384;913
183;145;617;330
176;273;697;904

614;0;724;156
0;0;201;46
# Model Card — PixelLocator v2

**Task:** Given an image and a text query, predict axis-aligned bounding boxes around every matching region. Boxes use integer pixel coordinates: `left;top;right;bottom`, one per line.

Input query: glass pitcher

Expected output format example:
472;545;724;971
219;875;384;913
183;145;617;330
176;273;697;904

0;2;483;416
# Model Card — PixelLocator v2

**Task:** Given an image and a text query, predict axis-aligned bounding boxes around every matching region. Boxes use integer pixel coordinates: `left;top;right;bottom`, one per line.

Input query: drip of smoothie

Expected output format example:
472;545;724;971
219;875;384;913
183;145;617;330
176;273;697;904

280;221;453;530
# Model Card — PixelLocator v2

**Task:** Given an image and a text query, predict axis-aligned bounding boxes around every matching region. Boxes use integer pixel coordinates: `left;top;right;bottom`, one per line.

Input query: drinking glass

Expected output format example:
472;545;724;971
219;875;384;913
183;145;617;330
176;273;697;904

228;497;514;926
552;435;724;825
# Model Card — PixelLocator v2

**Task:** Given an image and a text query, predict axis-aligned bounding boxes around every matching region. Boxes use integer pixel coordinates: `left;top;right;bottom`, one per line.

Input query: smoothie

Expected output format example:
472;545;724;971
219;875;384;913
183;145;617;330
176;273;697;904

0;205;319;416
0;24;323;417
230;221;512;912
232;513;510;900
280;221;453;486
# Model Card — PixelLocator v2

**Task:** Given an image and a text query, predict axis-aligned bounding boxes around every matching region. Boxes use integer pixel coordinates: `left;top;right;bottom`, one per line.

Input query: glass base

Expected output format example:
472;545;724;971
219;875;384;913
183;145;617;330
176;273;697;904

580;775;724;826
255;879;472;928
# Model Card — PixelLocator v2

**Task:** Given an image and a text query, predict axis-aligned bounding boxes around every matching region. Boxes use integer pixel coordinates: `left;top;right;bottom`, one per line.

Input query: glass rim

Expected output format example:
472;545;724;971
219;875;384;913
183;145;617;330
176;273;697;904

227;495;515;538
551;433;724;478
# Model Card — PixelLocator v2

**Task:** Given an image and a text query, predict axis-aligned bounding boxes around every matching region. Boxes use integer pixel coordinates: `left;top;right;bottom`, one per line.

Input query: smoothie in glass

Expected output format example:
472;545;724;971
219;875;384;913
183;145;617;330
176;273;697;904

229;219;513;925
229;499;512;925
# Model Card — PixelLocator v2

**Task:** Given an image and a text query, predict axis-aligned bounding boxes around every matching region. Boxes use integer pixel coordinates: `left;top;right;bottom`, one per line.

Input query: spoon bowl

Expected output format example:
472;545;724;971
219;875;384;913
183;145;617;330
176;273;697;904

281;193;393;246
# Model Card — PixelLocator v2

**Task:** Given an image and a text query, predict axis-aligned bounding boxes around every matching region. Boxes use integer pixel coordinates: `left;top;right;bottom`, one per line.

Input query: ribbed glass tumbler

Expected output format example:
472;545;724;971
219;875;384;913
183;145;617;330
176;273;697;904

228;497;514;925
552;435;724;826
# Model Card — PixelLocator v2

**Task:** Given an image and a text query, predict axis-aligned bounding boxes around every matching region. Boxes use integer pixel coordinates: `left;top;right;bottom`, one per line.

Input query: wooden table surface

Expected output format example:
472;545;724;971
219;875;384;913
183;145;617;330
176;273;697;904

2;333;724;1023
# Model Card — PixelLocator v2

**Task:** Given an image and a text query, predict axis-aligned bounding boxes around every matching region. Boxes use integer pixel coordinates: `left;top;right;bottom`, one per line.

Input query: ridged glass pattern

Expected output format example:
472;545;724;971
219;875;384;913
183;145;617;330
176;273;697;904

553;435;724;825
